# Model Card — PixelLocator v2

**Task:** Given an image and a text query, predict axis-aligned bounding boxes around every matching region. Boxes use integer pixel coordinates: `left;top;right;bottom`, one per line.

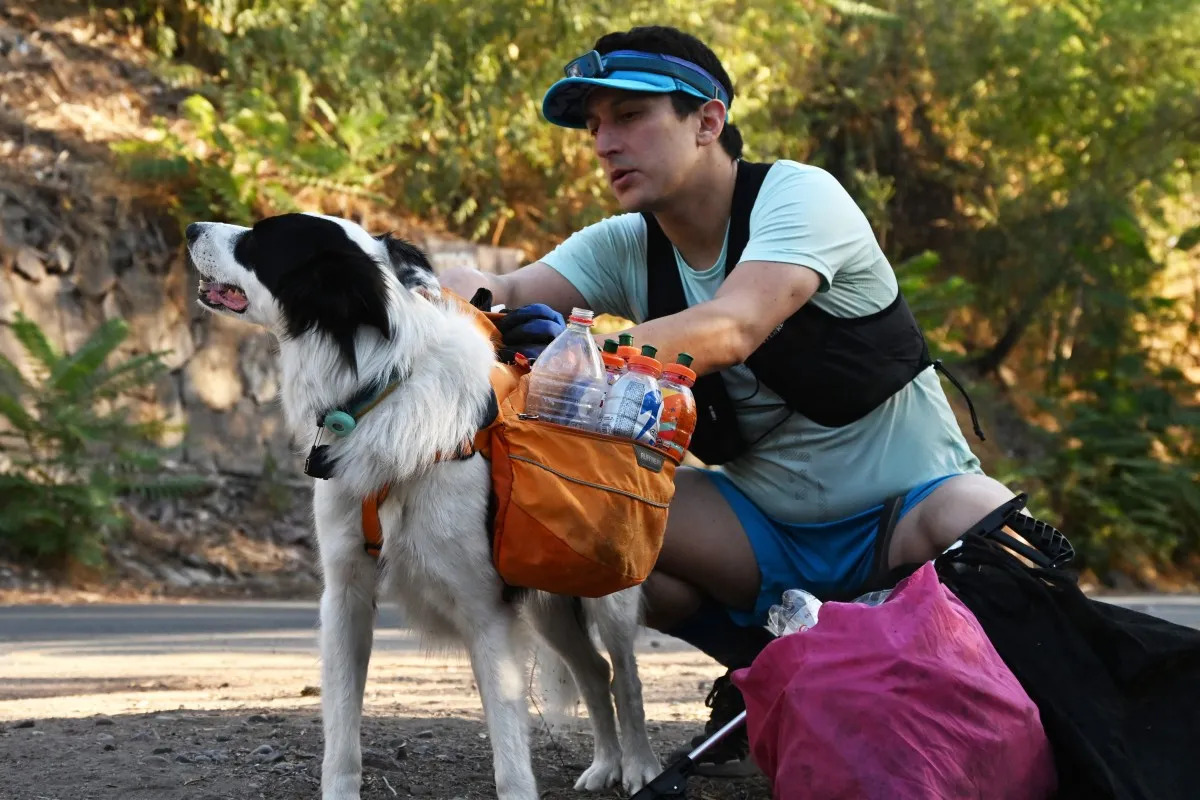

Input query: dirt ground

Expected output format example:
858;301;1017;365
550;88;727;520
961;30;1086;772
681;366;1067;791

0;612;771;800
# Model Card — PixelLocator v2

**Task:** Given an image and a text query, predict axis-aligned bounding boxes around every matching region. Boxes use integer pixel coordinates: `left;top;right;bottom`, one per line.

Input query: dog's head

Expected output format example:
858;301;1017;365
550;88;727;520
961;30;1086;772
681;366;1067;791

186;212;439;370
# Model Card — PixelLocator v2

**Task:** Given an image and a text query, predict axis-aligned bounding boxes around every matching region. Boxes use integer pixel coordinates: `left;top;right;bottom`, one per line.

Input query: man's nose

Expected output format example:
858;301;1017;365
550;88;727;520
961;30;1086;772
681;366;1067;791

593;125;622;159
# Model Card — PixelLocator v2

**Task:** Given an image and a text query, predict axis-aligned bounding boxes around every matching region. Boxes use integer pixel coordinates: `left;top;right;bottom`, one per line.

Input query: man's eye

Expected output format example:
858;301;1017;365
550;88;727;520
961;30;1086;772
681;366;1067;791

621;111;641;122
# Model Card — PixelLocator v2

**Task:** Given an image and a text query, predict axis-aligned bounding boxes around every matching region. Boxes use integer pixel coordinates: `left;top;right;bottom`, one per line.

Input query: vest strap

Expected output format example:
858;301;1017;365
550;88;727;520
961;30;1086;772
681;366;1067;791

643;160;772;464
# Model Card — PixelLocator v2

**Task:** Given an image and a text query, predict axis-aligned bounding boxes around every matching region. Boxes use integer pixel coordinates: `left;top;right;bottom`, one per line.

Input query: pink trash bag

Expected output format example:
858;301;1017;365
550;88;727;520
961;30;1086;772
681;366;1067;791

731;563;1057;800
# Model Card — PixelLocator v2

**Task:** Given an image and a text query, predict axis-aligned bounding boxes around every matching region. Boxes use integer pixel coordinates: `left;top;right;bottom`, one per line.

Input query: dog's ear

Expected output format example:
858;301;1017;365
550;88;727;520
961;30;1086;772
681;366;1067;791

380;234;439;295
274;239;393;375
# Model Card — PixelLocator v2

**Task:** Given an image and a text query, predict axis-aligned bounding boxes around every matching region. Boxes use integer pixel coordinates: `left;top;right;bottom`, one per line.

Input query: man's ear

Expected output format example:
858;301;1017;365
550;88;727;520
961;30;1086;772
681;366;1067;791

696;98;727;146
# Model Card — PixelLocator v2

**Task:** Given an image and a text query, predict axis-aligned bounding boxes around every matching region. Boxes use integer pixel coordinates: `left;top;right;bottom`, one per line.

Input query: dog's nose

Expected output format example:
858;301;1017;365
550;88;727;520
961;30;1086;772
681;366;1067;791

185;223;203;245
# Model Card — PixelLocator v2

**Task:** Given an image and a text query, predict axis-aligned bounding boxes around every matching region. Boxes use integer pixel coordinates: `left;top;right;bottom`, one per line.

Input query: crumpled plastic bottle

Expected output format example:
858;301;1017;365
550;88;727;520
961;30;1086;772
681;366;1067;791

766;589;823;637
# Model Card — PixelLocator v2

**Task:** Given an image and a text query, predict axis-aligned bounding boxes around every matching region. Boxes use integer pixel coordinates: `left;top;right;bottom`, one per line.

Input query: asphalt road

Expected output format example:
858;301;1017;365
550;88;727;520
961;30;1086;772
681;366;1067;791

1;595;1197;655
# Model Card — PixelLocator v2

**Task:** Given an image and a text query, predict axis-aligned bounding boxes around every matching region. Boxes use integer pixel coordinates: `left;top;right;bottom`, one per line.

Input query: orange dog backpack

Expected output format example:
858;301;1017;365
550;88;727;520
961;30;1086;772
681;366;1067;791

452;292;681;597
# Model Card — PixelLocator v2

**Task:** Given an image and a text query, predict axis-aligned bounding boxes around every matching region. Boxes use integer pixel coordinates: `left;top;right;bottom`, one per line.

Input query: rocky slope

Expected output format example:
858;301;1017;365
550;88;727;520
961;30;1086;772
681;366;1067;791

0;1;522;599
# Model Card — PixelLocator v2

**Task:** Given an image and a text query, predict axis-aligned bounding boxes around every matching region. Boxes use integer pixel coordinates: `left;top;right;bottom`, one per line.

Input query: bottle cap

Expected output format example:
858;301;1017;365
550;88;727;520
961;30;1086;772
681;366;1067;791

616;332;638;361
628;353;662;377
603;339;619;354
640;344;658;359
664;361;697;384
676;352;694;368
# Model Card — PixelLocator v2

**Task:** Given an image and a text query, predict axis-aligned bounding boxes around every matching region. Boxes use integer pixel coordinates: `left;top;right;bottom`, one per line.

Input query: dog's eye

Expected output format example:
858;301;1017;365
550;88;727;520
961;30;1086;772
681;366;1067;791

233;230;256;264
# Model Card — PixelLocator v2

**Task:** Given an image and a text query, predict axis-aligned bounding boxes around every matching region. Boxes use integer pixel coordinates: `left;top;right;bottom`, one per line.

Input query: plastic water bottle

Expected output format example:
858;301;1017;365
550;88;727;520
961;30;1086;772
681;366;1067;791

598;344;663;445
766;589;822;636
525;308;608;430
656;352;697;459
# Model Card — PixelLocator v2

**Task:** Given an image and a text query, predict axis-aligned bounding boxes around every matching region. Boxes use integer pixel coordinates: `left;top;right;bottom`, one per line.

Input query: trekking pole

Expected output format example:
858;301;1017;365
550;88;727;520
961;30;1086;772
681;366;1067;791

629;710;748;799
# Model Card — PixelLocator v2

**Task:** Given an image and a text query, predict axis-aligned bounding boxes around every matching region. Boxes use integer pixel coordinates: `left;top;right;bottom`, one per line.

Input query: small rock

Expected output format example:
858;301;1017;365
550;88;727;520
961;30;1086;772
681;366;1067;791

215;734;232;742
435;753;459;763
12;720;34;729
416;729;434;739
300;685;320;697
96;733;115;742
394;742;408;760
94;716;115;726
102;743;116;751
153;714;177;722
143;756;170;766
153;746;173;754
14;247;46;282
361;750;400;772
247;715;270;724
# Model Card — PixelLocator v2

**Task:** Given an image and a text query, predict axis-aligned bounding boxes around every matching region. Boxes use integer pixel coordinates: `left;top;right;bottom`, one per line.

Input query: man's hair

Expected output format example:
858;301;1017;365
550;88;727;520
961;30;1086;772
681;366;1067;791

593;26;744;160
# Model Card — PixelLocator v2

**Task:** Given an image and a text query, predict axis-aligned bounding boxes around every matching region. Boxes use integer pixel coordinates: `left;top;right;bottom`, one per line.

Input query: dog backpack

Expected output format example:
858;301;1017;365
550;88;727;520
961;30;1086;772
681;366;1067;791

437;291;680;598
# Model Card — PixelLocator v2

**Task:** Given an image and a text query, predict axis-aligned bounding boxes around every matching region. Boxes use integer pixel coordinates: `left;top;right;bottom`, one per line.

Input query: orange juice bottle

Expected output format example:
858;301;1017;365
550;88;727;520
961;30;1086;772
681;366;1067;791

657;353;697;458
601;339;626;386
616;332;638;364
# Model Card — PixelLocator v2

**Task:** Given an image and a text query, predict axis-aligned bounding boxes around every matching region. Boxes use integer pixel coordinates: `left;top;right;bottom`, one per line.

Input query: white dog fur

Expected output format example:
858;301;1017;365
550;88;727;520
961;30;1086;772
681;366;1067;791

187;212;661;800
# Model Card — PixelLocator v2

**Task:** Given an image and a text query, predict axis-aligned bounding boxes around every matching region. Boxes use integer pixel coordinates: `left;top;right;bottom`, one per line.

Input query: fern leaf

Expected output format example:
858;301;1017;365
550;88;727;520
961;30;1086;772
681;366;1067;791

86;352;171;400
9;313;61;375
48;318;131;396
0;352;31;396
0;394;35;432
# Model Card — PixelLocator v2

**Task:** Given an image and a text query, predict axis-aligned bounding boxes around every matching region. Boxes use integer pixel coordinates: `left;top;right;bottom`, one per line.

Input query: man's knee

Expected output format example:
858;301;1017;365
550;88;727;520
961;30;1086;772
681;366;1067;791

888;473;1018;568
641;571;704;632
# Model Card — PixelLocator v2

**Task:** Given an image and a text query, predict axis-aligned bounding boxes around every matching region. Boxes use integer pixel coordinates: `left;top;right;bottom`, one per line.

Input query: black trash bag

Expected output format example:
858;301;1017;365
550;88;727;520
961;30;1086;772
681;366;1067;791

935;533;1200;800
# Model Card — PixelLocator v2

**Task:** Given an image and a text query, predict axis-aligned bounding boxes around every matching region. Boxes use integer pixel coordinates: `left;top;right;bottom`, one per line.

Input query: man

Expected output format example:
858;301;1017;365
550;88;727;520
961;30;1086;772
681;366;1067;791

441;25;1026;774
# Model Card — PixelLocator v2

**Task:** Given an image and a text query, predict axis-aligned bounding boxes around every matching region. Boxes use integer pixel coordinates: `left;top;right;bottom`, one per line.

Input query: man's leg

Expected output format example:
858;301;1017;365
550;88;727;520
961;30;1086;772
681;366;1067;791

639;467;772;775
641;466;766;660
886;472;1023;569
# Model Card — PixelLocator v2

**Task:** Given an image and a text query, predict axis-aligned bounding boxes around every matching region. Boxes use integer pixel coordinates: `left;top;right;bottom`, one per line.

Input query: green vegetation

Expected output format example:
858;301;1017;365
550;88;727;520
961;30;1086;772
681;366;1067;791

0;315;207;566
107;0;1198;575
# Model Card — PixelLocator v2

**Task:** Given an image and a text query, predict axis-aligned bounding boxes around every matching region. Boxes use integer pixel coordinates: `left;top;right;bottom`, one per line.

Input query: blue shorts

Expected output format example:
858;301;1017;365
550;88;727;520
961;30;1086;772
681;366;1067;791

701;470;958;627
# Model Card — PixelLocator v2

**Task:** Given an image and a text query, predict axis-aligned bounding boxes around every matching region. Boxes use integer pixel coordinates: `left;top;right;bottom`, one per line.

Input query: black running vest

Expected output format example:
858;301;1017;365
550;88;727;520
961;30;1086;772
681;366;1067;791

644;160;937;465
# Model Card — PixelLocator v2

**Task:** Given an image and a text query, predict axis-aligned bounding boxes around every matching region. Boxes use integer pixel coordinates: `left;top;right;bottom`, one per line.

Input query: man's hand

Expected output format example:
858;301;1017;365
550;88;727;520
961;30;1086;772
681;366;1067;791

495;303;566;361
440;266;501;308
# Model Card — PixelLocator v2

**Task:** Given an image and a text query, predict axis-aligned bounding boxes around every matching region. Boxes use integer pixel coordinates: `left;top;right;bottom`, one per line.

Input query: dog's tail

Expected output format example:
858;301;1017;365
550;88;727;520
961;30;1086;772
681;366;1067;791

525;596;587;734
532;643;580;733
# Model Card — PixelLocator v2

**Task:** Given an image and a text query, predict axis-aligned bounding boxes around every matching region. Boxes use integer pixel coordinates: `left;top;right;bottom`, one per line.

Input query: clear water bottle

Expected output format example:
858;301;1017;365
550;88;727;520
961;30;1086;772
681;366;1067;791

766;589;822;636
525;307;608;430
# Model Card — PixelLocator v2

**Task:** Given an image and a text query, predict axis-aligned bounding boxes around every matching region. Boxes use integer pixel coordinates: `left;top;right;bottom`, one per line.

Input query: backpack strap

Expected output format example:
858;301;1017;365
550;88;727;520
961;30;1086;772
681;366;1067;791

643;160;773;464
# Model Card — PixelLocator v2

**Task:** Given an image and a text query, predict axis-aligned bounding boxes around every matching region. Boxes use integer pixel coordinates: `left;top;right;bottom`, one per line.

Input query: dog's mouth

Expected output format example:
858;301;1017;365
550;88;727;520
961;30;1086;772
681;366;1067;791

197;277;249;313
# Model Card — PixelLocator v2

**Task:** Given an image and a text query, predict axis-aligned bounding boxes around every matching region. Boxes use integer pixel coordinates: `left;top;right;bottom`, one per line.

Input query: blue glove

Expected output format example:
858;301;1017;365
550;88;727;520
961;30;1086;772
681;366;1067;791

495;303;565;361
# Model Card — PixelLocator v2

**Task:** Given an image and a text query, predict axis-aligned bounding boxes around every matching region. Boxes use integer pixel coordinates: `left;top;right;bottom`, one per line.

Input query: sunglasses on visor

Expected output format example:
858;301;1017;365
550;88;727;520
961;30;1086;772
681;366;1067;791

562;49;731;107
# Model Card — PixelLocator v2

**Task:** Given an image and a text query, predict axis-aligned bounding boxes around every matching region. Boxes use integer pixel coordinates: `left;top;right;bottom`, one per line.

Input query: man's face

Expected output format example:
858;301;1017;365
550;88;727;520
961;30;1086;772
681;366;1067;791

583;90;701;212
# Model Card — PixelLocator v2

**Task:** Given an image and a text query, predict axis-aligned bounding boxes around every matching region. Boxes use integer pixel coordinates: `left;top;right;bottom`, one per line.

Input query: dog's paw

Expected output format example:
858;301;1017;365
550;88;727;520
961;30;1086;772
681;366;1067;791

321;772;361;800
573;757;622;791
621;751;662;795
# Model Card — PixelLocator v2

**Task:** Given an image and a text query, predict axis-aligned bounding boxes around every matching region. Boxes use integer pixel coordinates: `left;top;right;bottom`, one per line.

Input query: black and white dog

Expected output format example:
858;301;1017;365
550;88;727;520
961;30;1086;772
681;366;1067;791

186;213;661;800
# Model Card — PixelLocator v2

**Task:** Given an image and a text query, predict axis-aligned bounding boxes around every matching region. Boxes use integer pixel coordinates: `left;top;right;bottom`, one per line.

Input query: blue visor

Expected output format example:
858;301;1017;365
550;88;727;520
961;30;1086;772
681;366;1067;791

542;49;730;129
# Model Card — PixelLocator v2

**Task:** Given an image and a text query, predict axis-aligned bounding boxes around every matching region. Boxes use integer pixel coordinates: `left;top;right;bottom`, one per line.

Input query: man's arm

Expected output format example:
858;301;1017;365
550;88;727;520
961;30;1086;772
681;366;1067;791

439;262;589;314
605;260;821;376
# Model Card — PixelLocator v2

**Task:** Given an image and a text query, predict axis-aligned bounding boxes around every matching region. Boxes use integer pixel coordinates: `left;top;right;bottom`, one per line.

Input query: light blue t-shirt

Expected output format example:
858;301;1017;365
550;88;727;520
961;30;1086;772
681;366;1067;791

540;160;981;523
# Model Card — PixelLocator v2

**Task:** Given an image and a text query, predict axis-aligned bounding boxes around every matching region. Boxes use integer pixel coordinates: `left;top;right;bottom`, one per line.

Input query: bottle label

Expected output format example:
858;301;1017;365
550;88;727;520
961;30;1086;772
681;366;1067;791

599;378;662;446
656;385;696;457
